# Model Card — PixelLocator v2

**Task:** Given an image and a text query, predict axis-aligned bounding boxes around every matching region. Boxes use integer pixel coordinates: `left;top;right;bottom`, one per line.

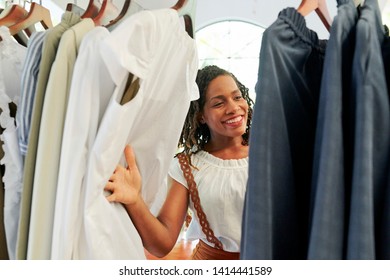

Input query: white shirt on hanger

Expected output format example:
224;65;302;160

77;8;199;259
0;26;26;260
52;26;114;260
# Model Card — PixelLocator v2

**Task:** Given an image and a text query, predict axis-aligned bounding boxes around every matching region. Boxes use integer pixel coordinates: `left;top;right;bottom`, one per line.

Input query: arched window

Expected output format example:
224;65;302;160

195;20;265;101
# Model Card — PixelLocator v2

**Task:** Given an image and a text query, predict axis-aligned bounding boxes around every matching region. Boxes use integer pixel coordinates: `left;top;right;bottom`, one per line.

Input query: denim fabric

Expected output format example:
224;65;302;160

308;0;358;260
348;0;390;260
241;8;326;260
380;27;390;261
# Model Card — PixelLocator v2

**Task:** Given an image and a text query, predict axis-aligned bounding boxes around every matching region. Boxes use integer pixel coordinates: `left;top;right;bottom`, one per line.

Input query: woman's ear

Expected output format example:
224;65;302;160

198;114;205;124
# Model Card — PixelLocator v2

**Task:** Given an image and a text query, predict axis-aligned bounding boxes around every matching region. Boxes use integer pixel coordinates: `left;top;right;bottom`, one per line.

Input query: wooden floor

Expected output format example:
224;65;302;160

145;238;198;260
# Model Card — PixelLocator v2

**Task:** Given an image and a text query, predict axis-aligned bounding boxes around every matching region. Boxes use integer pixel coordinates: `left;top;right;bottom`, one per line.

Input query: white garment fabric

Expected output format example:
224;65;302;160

168;151;248;252
52;26;113;260
0;26;26;260
77;8;199;259
27;19;95;260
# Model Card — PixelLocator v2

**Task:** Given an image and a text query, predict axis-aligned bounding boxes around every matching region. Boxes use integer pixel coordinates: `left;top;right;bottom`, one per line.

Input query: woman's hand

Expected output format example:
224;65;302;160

104;145;142;206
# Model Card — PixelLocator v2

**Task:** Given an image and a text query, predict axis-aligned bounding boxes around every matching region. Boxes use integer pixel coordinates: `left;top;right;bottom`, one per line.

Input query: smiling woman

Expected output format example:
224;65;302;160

104;65;254;260
199;74;249;150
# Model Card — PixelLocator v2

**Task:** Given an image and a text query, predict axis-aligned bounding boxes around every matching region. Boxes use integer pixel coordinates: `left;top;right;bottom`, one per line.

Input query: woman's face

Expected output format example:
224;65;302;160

200;75;249;142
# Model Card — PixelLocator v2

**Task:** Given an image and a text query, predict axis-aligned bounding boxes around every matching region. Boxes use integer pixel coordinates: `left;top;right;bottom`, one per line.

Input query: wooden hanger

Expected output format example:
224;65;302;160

0;5;30;46
91;0;108;25
92;0;118;26
0;4;29;27
172;0;196;38
105;0;130;29
81;0;118;26
297;0;332;31
81;0;101;19
8;2;53;37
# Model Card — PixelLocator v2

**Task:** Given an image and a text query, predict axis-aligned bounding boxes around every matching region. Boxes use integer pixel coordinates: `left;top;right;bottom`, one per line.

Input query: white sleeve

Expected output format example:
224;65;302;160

167;156;189;189
100;10;155;84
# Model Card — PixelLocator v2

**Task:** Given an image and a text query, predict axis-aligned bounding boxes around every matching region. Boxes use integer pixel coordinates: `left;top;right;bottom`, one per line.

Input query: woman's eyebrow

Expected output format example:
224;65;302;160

207;89;241;102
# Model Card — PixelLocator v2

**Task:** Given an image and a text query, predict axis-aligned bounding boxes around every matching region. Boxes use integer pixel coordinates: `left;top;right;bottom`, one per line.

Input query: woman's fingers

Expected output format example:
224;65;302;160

106;192;116;203
104;181;115;192
109;164;125;181
104;182;115;202
105;145;140;205
124;145;138;172
114;164;125;174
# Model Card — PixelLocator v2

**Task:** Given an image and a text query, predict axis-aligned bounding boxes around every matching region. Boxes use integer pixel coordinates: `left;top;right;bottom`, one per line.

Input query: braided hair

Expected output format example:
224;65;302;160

178;65;254;161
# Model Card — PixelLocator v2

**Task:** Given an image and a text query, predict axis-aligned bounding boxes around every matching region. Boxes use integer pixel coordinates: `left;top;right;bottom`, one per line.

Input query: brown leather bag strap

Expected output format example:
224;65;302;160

177;153;223;250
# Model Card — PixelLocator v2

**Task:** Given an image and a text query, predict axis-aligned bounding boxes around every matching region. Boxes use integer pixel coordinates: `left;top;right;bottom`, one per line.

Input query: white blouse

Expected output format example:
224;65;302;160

168;150;248;252
0;26;26;259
